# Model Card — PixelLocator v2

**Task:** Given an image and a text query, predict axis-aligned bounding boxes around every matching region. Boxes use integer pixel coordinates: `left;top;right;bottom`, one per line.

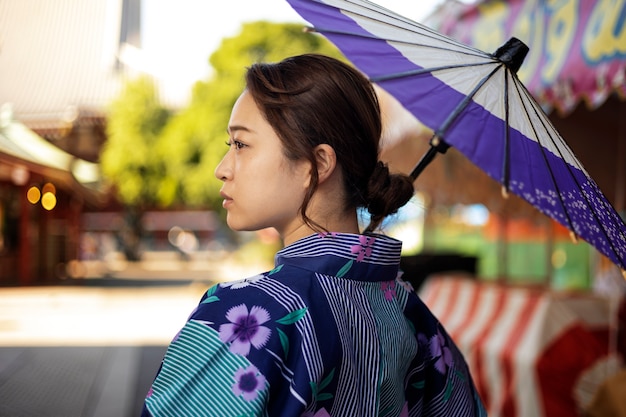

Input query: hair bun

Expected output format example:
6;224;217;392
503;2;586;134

365;161;414;232
368;161;391;196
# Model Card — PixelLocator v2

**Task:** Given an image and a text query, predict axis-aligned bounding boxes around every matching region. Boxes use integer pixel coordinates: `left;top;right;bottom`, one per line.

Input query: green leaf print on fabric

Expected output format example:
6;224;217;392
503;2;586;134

268;264;284;275
310;368;335;403
275;308;307;358
406;319;416;335
276;308;308;325
411;380;425;389
277;328;289;358
444;378;453;402
201;285;220;304
336;260;353;278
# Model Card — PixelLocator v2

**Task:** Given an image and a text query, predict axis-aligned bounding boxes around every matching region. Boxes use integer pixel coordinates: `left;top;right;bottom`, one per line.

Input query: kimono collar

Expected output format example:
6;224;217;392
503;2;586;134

274;233;402;282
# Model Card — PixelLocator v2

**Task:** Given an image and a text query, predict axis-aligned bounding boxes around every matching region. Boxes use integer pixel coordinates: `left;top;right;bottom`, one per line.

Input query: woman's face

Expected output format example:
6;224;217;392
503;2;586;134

215;91;311;238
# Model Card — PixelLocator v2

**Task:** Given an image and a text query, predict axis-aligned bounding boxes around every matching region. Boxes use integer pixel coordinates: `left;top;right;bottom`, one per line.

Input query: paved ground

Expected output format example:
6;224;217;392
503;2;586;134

0;276;212;417
0;345;166;417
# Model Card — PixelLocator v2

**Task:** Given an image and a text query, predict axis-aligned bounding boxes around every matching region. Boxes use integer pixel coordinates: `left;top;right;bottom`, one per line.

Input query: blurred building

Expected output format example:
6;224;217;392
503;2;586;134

0;0;147;285
0;110;103;284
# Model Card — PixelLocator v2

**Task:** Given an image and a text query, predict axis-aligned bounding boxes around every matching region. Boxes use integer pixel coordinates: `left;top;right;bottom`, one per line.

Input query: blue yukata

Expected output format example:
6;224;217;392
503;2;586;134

142;233;486;416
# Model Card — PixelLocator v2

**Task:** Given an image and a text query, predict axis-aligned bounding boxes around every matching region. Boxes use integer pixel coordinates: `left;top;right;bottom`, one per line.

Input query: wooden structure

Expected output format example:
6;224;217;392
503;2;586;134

0;111;104;285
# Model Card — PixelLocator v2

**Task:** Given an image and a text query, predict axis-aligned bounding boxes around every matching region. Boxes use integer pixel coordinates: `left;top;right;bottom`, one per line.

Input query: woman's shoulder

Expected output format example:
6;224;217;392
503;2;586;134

194;265;316;318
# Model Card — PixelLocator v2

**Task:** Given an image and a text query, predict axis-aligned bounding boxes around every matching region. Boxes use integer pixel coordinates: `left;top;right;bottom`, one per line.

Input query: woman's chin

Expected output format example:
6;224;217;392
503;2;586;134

226;218;257;233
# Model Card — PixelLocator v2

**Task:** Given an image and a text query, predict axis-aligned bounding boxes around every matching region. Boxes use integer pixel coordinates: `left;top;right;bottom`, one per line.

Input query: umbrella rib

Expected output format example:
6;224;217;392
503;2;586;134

309;0;487;54
502;69;511;193
309;25;488;60
437;64;502;137
513;79;626;267
515;81;577;231
370;61;493;83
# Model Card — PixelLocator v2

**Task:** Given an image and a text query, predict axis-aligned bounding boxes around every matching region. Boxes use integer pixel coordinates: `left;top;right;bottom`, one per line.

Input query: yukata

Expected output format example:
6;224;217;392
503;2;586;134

142;233;486;417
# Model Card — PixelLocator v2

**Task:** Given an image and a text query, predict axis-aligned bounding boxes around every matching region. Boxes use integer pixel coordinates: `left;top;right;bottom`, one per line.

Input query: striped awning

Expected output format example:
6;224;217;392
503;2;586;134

419;275;620;417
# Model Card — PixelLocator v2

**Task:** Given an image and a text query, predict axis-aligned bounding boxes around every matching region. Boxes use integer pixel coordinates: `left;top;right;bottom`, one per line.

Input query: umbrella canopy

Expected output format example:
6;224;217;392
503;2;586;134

378;87;546;220
425;0;626;214
285;0;626;271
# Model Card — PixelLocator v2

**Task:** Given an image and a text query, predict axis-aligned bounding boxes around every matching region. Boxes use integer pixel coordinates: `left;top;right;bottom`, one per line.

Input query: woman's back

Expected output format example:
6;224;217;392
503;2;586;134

143;234;484;416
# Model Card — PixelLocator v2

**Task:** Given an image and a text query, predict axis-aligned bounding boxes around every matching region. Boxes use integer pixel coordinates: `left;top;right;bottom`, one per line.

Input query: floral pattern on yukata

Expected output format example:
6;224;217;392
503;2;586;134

232;365;266;401
219;304;271;356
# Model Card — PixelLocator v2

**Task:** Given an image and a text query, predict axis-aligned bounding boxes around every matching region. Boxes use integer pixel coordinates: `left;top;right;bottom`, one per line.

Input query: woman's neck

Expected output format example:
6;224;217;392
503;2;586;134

281;211;360;247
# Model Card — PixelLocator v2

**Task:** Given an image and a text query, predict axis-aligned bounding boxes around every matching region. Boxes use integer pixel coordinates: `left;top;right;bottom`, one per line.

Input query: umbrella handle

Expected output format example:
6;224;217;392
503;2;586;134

410;134;450;181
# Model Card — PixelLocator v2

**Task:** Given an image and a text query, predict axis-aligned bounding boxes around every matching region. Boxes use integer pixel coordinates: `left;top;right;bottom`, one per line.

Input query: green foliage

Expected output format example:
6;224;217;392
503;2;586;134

102;21;344;210
100;75;170;207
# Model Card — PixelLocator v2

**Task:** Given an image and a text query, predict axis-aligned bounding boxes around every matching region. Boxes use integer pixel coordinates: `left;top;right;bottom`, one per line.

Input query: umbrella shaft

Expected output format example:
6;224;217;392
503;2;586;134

410;136;450;180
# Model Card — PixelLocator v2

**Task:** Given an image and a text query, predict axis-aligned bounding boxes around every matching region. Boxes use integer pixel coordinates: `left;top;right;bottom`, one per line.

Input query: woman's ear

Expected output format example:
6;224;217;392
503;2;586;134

314;144;337;184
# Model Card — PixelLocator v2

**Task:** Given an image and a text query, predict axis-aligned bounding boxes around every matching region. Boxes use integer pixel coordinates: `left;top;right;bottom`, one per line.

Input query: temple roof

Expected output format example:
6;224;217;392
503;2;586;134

0;0;134;128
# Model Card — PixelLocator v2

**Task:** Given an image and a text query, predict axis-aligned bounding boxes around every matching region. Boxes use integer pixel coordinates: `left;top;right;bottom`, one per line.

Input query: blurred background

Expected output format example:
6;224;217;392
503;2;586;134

0;0;625;416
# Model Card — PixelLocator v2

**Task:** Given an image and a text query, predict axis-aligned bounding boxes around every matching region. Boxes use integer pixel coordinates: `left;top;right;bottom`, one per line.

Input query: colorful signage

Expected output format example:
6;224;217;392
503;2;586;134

432;0;626;113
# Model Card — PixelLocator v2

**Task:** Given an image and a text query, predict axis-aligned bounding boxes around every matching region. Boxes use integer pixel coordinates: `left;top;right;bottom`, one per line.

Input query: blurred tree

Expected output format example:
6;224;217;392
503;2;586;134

101;75;171;207
100;76;170;260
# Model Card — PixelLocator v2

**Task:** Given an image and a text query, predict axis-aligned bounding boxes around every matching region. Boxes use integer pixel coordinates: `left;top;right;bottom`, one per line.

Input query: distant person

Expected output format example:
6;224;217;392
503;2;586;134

141;54;486;416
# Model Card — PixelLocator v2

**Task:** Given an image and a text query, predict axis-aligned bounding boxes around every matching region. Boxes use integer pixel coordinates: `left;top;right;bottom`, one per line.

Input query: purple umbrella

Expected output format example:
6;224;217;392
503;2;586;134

286;0;626;272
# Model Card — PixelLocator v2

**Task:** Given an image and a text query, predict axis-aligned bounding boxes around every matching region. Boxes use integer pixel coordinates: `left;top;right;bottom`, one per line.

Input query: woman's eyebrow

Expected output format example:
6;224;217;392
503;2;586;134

227;125;252;134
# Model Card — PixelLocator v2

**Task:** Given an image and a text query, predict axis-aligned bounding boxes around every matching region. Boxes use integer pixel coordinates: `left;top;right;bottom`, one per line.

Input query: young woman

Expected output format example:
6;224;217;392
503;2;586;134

142;54;485;416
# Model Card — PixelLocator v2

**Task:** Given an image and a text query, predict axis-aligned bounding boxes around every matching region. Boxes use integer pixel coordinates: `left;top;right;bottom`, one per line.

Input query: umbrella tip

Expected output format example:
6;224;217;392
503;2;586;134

493;37;529;74
501;186;509;199
569;231;579;244
622;269;626;280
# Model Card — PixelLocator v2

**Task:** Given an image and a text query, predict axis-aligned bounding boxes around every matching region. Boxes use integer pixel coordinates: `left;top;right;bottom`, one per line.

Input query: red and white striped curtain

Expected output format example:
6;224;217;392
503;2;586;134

419;275;621;417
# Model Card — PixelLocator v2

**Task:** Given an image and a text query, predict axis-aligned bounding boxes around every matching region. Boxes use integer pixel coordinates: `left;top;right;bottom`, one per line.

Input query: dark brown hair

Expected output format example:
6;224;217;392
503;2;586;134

245;54;414;233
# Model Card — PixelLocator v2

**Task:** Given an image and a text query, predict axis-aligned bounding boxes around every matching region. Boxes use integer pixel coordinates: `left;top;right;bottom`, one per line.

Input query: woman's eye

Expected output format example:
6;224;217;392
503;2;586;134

226;140;246;150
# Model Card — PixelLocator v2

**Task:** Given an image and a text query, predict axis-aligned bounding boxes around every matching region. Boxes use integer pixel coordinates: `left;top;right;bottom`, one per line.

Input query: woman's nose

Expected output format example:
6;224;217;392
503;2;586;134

214;151;232;181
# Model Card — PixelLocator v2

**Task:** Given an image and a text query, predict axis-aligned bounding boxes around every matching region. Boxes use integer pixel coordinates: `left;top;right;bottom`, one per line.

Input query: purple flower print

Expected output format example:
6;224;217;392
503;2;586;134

397;274;414;293
381;280;396;301
350;235;376;262
232;365;266;401
400;402;409;417
219;304;271;356
430;330;453;375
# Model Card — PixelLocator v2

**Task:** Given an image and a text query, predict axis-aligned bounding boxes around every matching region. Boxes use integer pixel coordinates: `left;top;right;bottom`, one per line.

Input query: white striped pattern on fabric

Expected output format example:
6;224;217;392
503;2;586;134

264;348;308;406
147;320;267;416
250;275;325;397
366;283;418;416
316;273;381;416
278;234;402;266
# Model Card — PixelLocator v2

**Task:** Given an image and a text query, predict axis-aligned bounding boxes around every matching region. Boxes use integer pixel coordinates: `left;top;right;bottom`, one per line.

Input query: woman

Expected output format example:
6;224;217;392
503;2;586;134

142;54;485;416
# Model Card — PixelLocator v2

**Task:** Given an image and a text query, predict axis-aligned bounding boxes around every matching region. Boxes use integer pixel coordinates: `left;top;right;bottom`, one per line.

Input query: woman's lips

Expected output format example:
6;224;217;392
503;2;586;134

220;191;233;208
